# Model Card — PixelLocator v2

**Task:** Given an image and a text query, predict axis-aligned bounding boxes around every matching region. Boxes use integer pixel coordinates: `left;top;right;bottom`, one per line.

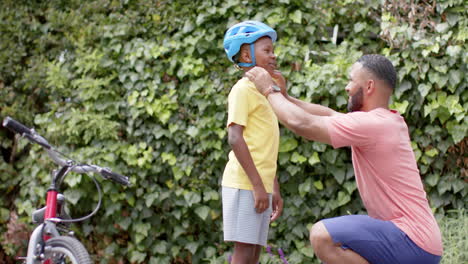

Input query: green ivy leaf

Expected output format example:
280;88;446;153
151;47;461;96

330;167;346;184
145;192;159;207
289;10;302;24
279;137;298;153
308;152;320;166
130;251;147;263
446;45;461;57
291;151;307;164
161;152;177;166
313;180;324;190
446;119;468;144
425;148;438;157
417;83;431;98
299;244;315;258
337;191;350;206
63;189;83;205
299;178;312;197
425;174;440;187
153;241;168;254
195;205;210;220
64;174;82;188
437;180;451;195
186;241;199;255
451;180;464;193
184;191;201;207
353;22;366;33
0;208;10;223
343;181;356;194
134;222;151;236
435;22;449;33
390;100;409;114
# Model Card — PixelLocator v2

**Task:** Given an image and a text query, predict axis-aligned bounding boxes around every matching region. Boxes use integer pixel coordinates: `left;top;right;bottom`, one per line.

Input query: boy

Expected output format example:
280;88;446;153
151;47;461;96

222;21;283;264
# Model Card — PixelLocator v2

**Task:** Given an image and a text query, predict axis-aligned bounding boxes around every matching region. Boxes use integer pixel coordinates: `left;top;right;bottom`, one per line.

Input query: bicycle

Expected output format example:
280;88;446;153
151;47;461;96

2;116;130;264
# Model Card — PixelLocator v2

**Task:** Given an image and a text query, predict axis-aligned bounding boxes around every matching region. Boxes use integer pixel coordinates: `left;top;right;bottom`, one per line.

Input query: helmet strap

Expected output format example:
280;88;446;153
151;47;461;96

237;44;256;67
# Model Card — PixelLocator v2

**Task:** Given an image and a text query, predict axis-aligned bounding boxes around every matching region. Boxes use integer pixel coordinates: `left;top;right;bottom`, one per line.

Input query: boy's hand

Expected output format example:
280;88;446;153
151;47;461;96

271;191;283;221
253;185;269;214
246;67;274;95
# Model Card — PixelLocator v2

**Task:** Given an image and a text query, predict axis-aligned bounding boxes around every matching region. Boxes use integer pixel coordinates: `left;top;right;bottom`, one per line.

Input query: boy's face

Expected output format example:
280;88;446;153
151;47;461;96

253;36;277;75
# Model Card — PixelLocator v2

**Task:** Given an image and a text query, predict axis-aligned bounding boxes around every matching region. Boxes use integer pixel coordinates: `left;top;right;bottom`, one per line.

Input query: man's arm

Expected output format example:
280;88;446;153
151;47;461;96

286;95;337;117
247;67;339;144
228;124;269;213
267;93;334;144
270;70;337;117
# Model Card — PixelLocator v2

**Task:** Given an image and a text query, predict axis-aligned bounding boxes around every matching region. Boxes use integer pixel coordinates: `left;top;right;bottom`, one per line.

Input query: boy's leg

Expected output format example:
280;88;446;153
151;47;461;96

232;242;256;264
251;244;262;264
222;187;272;263
310;221;369;264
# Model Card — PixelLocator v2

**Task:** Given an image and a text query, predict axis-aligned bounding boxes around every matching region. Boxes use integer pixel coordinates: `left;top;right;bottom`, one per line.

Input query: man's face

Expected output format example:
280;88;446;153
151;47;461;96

346;63;367;112
253;36;277;75
347;86;364;112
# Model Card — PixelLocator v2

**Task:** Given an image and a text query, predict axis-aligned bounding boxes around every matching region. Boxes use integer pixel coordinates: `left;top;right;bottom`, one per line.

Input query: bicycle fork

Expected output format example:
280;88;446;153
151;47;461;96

25;165;72;264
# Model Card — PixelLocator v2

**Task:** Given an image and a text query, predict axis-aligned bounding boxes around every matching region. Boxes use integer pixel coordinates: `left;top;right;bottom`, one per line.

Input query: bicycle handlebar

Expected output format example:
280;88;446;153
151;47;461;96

2;116;130;186
3;116;52;149
2;116;31;136
100;168;131;186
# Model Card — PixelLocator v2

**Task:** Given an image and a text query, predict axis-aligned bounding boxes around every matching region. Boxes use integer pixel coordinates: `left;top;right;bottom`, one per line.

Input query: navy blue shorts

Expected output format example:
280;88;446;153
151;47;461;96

322;215;441;264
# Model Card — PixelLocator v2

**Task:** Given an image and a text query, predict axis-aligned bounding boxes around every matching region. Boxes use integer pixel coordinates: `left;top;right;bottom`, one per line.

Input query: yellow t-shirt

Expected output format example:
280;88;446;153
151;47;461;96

222;77;279;193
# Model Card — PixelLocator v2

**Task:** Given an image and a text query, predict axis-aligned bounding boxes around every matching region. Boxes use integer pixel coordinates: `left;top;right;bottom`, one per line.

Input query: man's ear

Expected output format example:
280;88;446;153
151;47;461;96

366;79;375;95
239;45;252;63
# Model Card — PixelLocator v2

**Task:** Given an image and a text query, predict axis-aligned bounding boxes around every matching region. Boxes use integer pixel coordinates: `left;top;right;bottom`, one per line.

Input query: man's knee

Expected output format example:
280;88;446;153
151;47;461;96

310;221;333;250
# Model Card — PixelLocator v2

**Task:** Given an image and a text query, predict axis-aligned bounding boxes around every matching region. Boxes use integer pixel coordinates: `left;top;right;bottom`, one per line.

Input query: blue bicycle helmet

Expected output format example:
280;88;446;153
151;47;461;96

223;21;277;67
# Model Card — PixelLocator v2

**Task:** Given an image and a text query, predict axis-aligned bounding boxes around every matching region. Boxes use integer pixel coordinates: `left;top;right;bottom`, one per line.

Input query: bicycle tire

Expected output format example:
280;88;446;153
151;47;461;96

43;236;92;264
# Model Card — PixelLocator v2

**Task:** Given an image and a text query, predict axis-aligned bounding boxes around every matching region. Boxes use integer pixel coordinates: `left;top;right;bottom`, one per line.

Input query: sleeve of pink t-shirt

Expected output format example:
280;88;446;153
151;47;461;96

326;111;378;149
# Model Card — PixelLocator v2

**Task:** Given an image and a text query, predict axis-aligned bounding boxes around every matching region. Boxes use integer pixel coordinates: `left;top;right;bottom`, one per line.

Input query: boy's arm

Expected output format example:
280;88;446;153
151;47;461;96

271;176;283;221
228;124;269;213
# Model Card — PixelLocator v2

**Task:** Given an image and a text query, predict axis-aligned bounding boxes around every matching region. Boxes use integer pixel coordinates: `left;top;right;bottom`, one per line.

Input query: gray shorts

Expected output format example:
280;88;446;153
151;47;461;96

222;187;272;247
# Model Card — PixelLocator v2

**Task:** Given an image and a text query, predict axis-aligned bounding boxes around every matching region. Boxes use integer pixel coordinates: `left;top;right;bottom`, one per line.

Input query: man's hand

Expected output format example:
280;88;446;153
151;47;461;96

246;66;274;96
253;185;269;214
271;70;288;96
271;191;283;221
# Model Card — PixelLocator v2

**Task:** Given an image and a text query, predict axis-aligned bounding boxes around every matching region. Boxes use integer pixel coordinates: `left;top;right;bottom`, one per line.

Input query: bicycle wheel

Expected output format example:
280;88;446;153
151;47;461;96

43;236;92;264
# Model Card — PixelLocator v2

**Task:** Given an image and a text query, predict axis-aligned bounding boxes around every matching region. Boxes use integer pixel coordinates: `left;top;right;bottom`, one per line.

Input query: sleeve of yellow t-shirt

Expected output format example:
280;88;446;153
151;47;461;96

227;81;251;127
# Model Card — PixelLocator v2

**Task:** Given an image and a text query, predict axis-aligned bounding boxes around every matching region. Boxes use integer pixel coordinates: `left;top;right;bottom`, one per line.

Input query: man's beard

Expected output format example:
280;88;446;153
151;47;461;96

347;87;364;112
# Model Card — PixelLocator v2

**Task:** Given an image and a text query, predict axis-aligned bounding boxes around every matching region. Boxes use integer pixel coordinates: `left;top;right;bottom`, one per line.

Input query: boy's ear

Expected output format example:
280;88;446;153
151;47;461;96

239;45;252;63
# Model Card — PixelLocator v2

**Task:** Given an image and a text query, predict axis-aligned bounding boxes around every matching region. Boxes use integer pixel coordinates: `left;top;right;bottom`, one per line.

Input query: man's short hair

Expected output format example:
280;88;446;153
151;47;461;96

357;54;397;89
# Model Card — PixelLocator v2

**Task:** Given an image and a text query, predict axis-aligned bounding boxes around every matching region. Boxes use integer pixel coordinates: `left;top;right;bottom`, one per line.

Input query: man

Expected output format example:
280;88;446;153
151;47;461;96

246;54;443;264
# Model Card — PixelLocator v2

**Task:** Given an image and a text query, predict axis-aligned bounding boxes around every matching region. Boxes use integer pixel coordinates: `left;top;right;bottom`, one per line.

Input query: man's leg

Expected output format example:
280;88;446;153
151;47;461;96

231;242;256;264
310;221;369;264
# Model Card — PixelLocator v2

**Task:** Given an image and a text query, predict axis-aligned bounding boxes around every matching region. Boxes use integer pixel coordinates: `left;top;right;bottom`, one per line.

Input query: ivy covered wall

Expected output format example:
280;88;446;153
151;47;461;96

0;0;466;263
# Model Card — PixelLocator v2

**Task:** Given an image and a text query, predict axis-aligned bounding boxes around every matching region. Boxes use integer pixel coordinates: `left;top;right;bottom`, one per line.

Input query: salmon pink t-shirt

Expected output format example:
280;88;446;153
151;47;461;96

325;108;443;256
